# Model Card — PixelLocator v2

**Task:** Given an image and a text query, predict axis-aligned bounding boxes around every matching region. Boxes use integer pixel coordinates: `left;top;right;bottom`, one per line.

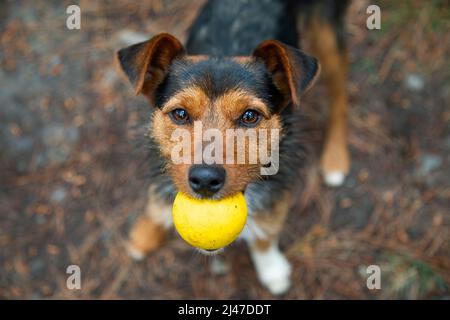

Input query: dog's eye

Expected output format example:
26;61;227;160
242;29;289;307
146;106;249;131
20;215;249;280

239;109;261;127
169;108;190;124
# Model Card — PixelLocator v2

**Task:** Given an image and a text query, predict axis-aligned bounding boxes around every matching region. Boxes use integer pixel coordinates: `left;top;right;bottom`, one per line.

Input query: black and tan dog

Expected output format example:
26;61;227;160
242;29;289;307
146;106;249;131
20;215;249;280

117;0;350;295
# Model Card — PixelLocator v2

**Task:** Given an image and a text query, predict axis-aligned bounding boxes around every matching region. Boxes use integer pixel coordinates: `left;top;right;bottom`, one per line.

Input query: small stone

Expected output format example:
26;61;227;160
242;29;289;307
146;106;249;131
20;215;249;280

47;244;60;255
42;125;79;147
210;256;230;275
117;30;149;46
444;136;450;151
339;197;353;209
40;125;79;165
30;259;45;277
50;187;67;203
419;153;442;175
35;215;46;225
405;74;425;91
358;169;370;182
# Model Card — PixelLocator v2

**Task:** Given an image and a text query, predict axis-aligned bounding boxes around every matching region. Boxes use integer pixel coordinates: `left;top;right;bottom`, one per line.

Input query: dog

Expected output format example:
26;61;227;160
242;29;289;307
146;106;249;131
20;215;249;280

117;0;350;295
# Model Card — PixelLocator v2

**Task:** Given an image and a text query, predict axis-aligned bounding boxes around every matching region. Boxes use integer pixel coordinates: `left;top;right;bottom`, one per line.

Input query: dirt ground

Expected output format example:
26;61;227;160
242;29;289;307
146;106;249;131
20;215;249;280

1;0;449;299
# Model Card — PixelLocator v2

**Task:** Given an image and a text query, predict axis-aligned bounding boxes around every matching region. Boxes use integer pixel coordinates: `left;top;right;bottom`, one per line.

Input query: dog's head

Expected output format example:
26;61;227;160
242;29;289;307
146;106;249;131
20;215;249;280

117;33;319;199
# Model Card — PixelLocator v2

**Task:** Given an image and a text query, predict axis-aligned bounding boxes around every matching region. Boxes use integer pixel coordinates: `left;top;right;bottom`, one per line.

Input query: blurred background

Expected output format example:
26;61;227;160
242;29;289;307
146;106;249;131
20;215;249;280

0;0;449;299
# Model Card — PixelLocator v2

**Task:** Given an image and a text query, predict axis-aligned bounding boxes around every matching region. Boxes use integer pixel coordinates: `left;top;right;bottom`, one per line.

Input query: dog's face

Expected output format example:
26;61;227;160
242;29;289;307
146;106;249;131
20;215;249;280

117;33;319;199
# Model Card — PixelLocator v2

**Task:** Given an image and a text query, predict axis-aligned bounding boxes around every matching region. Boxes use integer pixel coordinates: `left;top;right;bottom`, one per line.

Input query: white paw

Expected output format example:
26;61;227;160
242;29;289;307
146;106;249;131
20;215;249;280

250;243;292;295
126;243;146;261
323;170;346;187
259;263;292;295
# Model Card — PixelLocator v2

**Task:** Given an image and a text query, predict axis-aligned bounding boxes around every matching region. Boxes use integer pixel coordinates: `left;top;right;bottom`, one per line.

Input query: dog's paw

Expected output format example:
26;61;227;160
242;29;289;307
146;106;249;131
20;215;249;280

258;261;292;295
320;139;350;187
126;242;147;261
251;244;292;295
323;170;346;187
127;216;166;261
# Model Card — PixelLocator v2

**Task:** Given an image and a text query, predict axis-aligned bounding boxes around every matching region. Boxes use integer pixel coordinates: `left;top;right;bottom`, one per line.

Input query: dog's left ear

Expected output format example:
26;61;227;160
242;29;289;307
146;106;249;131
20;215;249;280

253;40;320;108
117;33;185;105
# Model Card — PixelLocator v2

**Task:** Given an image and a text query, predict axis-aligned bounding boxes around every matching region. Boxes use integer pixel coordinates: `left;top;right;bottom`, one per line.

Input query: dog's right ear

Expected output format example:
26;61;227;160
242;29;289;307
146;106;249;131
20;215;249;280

117;33;185;105
253;40;319;109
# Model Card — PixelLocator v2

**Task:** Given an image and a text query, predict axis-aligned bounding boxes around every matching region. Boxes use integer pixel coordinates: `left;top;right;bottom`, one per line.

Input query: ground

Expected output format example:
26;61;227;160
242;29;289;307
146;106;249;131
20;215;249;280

0;0;449;299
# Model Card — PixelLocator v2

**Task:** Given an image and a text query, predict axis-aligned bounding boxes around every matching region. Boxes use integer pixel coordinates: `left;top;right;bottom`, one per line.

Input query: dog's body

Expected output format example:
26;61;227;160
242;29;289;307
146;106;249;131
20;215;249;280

118;0;350;295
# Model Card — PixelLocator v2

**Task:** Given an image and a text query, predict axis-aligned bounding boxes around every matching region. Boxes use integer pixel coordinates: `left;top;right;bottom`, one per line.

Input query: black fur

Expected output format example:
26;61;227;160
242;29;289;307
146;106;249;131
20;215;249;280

155;58;282;112
117;41;147;87
186;0;299;56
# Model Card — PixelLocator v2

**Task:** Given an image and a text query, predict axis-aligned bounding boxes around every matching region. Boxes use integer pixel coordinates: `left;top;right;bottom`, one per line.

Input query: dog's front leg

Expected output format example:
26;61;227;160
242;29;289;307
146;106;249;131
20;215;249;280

127;186;173;260
245;193;292;295
248;237;292;295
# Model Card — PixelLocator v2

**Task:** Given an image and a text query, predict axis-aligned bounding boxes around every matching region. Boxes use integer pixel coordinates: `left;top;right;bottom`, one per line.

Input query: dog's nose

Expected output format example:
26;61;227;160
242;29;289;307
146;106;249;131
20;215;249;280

188;165;226;197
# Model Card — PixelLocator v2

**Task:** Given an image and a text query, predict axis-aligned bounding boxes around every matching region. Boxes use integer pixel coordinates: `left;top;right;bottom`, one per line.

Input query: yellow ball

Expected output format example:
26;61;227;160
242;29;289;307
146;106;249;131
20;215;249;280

172;192;248;250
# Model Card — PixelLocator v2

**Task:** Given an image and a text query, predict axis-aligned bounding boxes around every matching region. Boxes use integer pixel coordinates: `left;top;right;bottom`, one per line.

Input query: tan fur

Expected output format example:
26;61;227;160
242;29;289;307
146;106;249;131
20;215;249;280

309;18;350;175
160;86;210;120
252;238;272;251
129;215;166;254
143;186;173;226
250;192;291;251
214;88;271;119
150;86;283;199
128;186;172;256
